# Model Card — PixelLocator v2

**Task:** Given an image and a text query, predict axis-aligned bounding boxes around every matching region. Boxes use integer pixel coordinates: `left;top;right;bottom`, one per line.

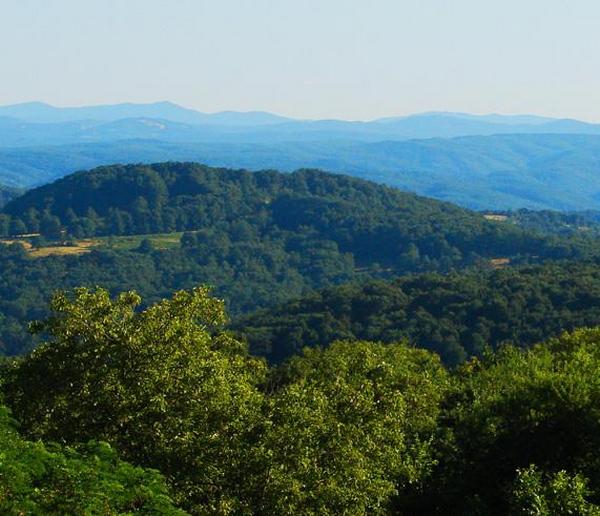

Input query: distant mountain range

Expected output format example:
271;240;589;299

3;101;600;210
0;101;291;126
2;102;600;149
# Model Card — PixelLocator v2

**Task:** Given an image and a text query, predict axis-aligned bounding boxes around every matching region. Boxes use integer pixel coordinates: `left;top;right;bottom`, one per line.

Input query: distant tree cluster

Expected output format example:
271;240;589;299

236;260;600;365
488;208;600;237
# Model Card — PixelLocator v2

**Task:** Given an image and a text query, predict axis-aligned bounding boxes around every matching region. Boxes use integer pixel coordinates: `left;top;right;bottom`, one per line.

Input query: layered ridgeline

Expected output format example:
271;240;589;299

235;261;600;365
0;163;599;356
1;102;598;146
5;134;600;210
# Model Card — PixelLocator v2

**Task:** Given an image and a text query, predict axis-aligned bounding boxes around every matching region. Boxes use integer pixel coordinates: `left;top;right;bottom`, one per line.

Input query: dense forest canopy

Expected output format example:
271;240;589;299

2;164;600;357
235;261;600;365
0;162;540;242
0;403;182;514
485;208;600;236
3;163;600;358
3;286;600;514
3;164;600;512
3;163;598;265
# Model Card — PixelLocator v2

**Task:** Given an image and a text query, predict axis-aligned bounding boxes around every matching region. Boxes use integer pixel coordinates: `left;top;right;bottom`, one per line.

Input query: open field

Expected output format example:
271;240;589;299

483;214;509;222
95;232;183;250
29;240;97;258
0;239;33;250
490;257;511;268
0;232;184;257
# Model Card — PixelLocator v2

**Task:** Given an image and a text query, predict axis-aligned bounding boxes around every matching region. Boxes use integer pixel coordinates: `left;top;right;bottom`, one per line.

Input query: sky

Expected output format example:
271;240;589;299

1;0;600;121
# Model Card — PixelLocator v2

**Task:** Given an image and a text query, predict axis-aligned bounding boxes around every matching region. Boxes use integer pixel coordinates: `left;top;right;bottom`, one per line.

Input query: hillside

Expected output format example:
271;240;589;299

3;134;600;210
234;260;600;365
485;209;600;236
0;185;20;208
2;162;583;264
1;163;597;356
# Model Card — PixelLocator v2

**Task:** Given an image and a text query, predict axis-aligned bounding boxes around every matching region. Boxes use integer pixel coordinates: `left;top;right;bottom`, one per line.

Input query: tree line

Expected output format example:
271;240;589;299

487;208;600;236
234;260;600;366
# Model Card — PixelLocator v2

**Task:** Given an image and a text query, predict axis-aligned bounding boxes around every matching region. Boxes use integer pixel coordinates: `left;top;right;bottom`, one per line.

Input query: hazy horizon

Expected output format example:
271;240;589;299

3;0;600;122
0;99;588;124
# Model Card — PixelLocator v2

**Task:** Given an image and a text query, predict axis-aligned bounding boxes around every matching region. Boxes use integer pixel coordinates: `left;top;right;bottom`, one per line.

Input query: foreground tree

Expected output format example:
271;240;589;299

3;287;268;513
426;328;600;514
256;340;449;514
510;465;600;515
1;286;455;513
22;284;600;513
0;404;184;514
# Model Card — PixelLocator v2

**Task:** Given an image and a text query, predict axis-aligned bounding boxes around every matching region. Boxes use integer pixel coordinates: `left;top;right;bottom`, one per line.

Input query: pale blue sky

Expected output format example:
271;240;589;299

2;0;600;121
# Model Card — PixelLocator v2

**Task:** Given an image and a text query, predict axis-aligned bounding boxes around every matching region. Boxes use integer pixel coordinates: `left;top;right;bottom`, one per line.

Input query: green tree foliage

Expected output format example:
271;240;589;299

492;208;600;237
3;164;600;357
8;217;27;236
422;328;600;514
257;341;448;514
4;163;593;268
236;261;600;366
5;286;600;513
0;185;21;209
39;212;63;240
3;287;268;513
510;465;600;515
0;405;183;514
2;287;450;514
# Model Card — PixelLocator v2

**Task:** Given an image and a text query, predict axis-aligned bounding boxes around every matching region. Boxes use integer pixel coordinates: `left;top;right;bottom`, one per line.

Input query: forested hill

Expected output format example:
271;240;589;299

2;161;495;241
2;163;600;357
1;162;593;268
234;261;600;366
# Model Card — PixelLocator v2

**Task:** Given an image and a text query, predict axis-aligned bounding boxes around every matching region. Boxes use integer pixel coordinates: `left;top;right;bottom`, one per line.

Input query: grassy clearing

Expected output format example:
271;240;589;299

490;257;511;268
29;240;97;258
96;232;183;250
0;239;33;250
483;214;509;222
1;232;183;258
